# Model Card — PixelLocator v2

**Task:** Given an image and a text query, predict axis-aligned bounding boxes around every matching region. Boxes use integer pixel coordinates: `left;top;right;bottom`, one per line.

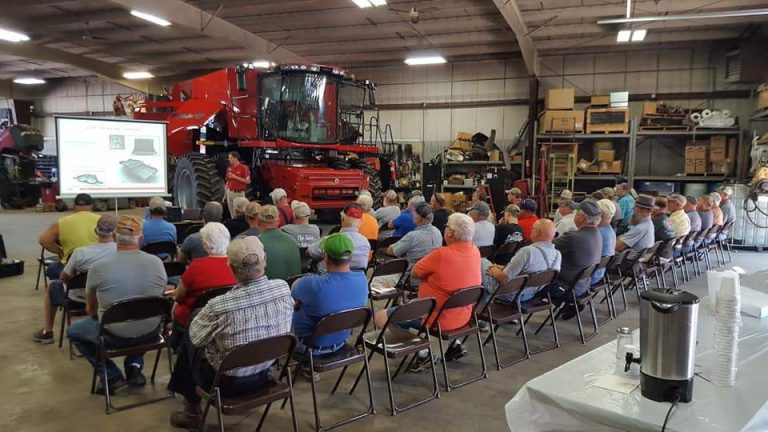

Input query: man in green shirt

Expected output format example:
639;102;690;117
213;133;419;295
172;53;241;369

257;205;301;281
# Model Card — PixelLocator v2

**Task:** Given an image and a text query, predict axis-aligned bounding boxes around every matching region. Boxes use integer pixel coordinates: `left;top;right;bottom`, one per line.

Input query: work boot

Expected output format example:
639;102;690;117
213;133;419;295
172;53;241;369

32;329;54;344
126;365;147;387
170;401;202;430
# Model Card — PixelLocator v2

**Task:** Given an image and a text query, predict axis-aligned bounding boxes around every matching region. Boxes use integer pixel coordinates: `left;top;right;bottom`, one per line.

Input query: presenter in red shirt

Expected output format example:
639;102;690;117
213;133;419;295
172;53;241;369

225;151;250;215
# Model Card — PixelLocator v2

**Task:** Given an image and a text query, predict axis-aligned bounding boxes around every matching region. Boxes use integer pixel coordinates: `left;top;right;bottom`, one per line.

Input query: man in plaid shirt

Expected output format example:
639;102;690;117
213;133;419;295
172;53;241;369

168;236;294;429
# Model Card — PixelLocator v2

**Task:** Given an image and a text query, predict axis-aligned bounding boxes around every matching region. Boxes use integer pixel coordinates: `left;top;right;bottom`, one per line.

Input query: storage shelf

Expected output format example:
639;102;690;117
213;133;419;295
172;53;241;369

444;160;507;165
537;133;630;140
637;129;739;137
575;175;620;180
634;175;728;182
442;184;476;189
751;110;768;121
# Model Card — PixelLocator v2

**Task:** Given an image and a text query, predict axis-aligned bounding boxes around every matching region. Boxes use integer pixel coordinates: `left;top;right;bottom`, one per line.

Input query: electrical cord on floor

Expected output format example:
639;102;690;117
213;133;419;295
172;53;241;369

661;392;682;432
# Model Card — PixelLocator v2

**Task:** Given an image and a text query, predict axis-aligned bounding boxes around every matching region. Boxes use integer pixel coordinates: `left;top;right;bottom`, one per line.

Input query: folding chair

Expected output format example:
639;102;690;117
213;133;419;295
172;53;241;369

286;274;311;288
163;261;186;279
196;334;299;432
35;246;59;291
329;225;342;235
90;297;174;414
375;236;401;263
192;286;234;310
140;241;178;261
183;223;204;238
716;221;734;264
351;297;439;416
476;275;529;370
603;249;632;317
589;255;615;326
428;286;488;391
650;237;681;289
367;258;408;314
674;231;699;283
57;272;89;358
536;264;600;344
490;241;522;265
478;245;496;259
702;225;722;269
367;238;379;268
684;230;708;277
629;241;663;302
299;247;318;273
292;308;375;431
515;270;560;354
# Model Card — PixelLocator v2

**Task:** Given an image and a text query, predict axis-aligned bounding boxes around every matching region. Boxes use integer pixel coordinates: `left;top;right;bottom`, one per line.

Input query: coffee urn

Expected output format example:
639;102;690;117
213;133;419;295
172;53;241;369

626;289;700;403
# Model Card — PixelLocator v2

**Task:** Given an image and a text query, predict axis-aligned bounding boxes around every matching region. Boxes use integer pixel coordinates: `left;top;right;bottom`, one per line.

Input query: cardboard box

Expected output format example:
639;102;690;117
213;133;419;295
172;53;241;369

597;149;615;162
711;160;729;174
611;160;622;173
599;160;622;173
643;101;658;116
695;159;707;174
685;159;697;174
591;95;610;106
693;145;707;159
577;159;591;171
488;150;500;162
595;141;614;151
685;145;696;159
546;88;575;110
610;91;629;108
760;87;768;111
710;135;727;161
539;110;585;133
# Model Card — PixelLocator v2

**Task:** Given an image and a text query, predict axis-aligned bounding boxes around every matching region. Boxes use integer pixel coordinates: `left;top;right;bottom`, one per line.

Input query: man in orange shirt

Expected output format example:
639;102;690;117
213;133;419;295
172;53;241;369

225;152;250;217
374;212;481;372
517;198;539;240
356;195;379;241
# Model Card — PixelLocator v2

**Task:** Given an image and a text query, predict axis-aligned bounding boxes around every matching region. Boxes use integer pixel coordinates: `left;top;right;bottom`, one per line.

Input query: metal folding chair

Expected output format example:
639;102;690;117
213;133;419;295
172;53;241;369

515;270;560;354
536;264;600;344
367;258;408;313
476;275;529;370
57;272;89;359
140;241;178;261
35;246;59;291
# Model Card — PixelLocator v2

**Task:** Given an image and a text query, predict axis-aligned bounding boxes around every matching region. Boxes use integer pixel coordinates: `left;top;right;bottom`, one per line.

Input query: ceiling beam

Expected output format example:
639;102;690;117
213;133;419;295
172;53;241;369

105;0;308;64
528;17;762;39
535;29;741;51
493;0;538;76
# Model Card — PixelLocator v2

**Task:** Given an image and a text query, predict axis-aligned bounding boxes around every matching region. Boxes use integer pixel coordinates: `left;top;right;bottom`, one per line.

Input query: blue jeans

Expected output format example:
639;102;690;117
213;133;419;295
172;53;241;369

67;317;145;382
46;262;64;280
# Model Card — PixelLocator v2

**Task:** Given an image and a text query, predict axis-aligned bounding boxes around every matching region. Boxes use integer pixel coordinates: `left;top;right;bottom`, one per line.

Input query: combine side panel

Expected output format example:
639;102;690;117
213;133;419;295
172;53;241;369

261;161;368;209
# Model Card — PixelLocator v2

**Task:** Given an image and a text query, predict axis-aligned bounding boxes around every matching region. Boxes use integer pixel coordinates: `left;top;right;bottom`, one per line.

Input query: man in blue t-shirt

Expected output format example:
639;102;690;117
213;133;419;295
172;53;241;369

389;196;423;238
292;233;368;355
142;197;177;246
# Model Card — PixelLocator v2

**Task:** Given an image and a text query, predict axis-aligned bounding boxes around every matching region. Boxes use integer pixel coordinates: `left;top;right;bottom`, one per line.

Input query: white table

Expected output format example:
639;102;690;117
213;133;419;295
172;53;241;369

505;285;768;431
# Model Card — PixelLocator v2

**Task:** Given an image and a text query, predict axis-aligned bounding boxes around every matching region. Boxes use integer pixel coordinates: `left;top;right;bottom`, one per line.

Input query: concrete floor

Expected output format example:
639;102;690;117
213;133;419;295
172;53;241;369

0;208;763;432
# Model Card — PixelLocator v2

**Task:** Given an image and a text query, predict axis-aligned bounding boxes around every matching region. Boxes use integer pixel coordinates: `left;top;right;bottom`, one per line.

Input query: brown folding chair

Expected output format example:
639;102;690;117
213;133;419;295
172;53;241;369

299;247;318;273
375;236;401;263
477;275;529;370
490;241;522;264
674;231;698;283
718;221;734;263
367;238;379;268
90;297;173;414
292;308;375;431
603;248;632;317
478;245;495;259
367;258;408;313
329;225;342;235
589;255;615;326
196;334;299;432
58;272;89;357
163;261;186;279
351;297;439;416
428;286;488;391
536;264;600;344
515;270;560;354
183;223;203;238
141;241;178;261
192;286;234;310
286;274;311;288
35;246;60;291
701;225;721;270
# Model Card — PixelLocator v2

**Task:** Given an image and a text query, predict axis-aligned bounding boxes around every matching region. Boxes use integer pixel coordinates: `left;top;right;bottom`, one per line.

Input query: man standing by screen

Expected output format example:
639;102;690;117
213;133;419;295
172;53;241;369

225;152;250;214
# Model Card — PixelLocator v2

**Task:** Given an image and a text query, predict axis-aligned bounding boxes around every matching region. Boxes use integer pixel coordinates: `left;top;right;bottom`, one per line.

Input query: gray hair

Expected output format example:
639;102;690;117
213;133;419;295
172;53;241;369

407;195;425;209
232;197;249;217
669;194;686;207
115;232;139;246
709;192;721;205
580;210;602;226
203;201;223;223
356;195;373;212
200;222;231;256
446;212;475;242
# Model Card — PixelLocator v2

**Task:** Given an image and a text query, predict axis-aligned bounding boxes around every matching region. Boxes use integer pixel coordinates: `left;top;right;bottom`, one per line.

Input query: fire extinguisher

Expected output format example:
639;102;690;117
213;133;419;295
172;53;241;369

389;160;396;182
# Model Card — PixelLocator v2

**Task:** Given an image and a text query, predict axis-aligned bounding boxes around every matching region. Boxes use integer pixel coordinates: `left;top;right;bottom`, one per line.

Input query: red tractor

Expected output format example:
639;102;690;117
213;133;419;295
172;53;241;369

134;64;393;219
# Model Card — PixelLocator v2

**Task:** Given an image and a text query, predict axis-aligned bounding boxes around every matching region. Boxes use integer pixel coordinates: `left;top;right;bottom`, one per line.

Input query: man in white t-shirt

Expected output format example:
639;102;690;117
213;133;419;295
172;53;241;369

469;201;495;247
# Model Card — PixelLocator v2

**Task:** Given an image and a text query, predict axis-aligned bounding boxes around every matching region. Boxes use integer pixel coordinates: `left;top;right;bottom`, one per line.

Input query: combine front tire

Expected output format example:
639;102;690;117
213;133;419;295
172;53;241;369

353;160;382;207
173;153;225;209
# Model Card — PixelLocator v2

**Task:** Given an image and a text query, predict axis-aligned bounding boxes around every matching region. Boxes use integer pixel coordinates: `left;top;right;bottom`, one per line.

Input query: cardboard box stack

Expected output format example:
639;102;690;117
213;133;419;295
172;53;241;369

451;131;473;152
540;88;585;133
709;135;728;174
685;141;708;174
759;83;768;112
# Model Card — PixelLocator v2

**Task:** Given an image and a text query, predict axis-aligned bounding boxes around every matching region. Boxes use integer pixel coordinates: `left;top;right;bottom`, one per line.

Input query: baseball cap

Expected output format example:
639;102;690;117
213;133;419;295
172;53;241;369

149;196;166;210
202;201;223;223
597;199;616;219
269;188;287;201
686;195;697;206
414;202;433;219
258;205;280;223
520;198;538;213
381;189;397;200
718;186;733;197
320;233;354;262
577;199;601;218
600;187;615;196
292;201;311;218
359;189;372;198
504;204;520;216
227;236;266;269
342;202;363;219
116;215;143;235
95;215;117;236
74;193;93;206
244;202;262;219
470;201;490;217
505;187;522;195
560;190;573;200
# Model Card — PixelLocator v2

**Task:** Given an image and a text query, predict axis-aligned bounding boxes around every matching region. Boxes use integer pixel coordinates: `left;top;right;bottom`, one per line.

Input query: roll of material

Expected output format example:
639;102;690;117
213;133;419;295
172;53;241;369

721;109;732;118
702;109;713;119
683;183;708;197
690;112;702;122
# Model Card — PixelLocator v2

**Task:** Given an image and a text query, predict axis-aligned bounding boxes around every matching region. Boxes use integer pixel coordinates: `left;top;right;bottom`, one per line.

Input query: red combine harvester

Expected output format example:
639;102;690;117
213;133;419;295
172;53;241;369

134;63;393;219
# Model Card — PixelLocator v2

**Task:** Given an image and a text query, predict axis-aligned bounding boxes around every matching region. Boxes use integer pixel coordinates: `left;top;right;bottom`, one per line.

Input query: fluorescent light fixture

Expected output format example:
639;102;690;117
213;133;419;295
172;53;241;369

251;60;272;69
598;7;768;24
616;30;632;43
352;0;386;8
13;77;45;85
123;71;154;79
130;10;171;26
631;29;647;41
404;55;447;66
0;28;30;43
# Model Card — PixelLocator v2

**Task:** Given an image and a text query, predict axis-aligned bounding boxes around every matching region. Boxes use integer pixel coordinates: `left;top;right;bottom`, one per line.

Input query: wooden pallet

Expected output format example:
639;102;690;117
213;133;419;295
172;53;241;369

640;124;690;131
584;127;628;134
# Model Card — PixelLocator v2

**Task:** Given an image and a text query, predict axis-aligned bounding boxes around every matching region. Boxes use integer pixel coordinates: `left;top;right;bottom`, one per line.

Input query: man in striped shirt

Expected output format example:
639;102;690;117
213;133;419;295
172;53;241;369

168;236;294;429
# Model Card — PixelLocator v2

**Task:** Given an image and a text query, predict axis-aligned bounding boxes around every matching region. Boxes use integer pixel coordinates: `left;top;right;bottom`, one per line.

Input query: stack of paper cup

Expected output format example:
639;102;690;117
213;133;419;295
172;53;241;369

711;276;741;387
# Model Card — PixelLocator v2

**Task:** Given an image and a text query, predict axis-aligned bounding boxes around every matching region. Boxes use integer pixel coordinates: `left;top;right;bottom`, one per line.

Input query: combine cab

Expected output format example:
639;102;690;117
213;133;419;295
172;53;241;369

134;64;392;216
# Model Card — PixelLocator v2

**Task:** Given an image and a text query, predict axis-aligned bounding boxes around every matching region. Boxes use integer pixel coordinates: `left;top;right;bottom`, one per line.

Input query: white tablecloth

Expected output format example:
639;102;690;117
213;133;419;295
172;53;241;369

505;280;768;432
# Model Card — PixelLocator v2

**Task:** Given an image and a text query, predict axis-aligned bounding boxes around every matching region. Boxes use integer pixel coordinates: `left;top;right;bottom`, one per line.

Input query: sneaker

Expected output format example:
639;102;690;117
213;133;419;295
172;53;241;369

444;342;469;362
95;377;127;395
407;353;438;373
478;320;491;333
32;329;54;344
126;366;147;387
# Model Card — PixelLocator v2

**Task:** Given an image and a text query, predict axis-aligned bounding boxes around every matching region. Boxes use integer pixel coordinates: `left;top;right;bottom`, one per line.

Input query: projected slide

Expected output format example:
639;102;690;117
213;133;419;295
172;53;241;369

56;116;168;198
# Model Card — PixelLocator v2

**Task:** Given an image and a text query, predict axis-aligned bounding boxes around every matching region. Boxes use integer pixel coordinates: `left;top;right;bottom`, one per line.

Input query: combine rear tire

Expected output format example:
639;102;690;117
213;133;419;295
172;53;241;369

356;161;382;208
174;153;225;209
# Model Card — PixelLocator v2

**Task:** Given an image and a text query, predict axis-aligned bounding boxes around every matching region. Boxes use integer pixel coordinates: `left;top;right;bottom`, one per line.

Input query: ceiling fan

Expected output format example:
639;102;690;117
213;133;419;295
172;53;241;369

80;22;110;41
388;5;439;24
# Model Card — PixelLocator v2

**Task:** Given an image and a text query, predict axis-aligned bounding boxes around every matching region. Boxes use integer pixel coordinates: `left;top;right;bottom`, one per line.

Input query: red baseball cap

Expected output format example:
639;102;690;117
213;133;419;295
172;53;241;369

342;202;363;219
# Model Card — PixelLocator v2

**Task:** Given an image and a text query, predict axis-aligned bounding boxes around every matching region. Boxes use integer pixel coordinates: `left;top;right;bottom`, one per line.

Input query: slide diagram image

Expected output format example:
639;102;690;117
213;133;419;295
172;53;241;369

132;138;157;155
120;159;158;182
109;134;125;150
72;173;104;185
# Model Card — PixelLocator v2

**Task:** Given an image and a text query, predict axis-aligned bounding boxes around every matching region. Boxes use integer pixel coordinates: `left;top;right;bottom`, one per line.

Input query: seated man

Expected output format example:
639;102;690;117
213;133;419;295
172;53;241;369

591;199;617;285
667;194;691;237
222;196;250;238
309;202;371;272
651;197;676;242
178;201;223;263
493;204;524;264
430;193;452;236
257;205;302;281
517;199;539;240
38;193;100;279
389;196;424;238
356;195;380;241
238;201;262;238
553;190;573;224
142;197;177;246
33;215;117;344
172;223;237;329
375;189;401;239
469;201;495;247
373;213;481;372
483;218;561;303
505;187;522;206
67;216;167;394
292;234;368;356
555;201;578;236
168;237;294;429
270;188;294;227
616;194;656;273
280;201;320;247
